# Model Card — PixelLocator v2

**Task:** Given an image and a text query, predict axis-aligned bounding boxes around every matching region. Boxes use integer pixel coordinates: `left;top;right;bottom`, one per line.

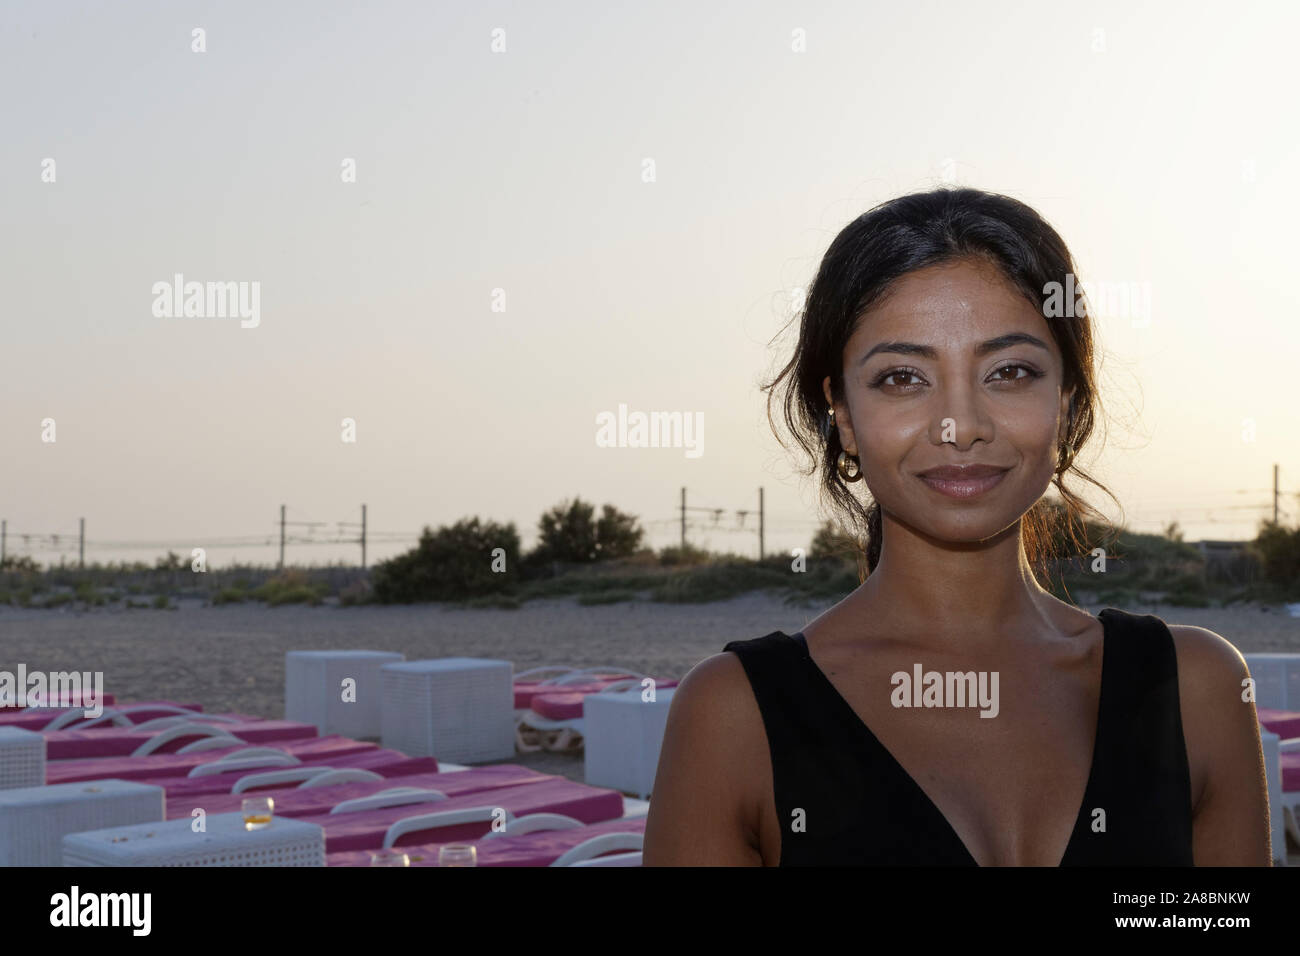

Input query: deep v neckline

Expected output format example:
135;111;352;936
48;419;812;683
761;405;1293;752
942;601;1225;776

789;611;1111;867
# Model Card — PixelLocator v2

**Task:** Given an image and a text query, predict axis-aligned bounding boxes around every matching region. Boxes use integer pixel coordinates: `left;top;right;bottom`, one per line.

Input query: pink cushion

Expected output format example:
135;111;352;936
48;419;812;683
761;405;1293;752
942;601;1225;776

530;679;680;721
1282;752;1300;792
43;719;317;759
159;749;441;804
327;814;647;866
513;675;638;709
168;764;557;820
45;734;378;784
297;778;625;852
531;692;587;721
0;701;203;730
1258;708;1300;739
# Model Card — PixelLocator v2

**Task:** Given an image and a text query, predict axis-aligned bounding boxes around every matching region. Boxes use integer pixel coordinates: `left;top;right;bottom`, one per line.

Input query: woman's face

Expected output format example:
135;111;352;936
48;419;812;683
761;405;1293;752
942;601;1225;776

822;257;1073;544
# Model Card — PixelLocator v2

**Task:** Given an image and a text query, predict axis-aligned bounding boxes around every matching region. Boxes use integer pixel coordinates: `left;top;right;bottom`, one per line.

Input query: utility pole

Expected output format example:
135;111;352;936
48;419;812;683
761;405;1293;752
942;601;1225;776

680;487;686;550
758;487;765;560
1;520;6;565
361;503;367;569
1274;464;1280;525
79;518;84;569
279;504;286;569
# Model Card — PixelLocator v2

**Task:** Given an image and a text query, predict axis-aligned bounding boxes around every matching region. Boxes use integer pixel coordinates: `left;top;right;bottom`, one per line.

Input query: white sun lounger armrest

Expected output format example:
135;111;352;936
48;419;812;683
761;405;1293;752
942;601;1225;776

139;714;240;732
482;812;584;838
381;805;516;849
232;767;337;793
187;753;300;777
175;735;245;754
131;723;241;756
330;788;448;814
81;705;210;729
43;707;133;731
131;716;195;732
298;769;385;789
207;747;293;761
550;832;645;866
1278;737;1300;753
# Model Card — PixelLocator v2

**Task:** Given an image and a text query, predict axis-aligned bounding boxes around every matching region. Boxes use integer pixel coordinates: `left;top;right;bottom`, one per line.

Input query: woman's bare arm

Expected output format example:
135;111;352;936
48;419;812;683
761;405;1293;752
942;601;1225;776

1170;624;1272;865
642;652;768;865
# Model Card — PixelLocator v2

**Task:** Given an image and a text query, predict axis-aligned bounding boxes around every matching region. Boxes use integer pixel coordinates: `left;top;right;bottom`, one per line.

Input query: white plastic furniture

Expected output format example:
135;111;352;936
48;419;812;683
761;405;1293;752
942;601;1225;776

0;780;164;865
329;787;447;815
1245;653;1300;711
1259;731;1286;865
382;805;516;849
380;658;513;763
482;812;583;838
299;768;385;788
286;650;405;739
1278;736;1300;853
0;727;45;790
583;685;675;799
132;723;241;757
550;832;644;866
63;811;326;866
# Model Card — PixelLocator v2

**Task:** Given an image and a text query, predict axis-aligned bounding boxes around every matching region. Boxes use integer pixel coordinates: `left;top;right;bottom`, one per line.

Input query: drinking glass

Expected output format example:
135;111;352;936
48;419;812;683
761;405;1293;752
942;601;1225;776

241;796;274;830
438;845;477;867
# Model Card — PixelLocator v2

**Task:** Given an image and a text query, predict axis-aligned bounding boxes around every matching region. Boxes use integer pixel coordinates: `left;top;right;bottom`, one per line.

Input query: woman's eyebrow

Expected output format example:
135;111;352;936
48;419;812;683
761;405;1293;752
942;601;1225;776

858;332;1050;365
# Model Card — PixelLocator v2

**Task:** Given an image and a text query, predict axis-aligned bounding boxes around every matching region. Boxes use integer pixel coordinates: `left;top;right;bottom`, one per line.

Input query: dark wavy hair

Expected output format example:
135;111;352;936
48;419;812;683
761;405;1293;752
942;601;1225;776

764;187;1119;584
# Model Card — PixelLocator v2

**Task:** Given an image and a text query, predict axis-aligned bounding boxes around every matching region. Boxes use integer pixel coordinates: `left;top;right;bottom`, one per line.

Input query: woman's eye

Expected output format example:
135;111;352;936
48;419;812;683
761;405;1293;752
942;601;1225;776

990;363;1041;383
871;364;1042;390
876;370;923;388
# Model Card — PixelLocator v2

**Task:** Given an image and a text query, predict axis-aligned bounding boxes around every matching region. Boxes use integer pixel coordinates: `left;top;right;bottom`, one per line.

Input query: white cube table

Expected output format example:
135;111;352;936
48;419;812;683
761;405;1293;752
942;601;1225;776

1244;653;1300;711
584;686;676;799
63;811;325;866
0;780;164;866
380;658;513;763
285;650;405;738
0;727;45;791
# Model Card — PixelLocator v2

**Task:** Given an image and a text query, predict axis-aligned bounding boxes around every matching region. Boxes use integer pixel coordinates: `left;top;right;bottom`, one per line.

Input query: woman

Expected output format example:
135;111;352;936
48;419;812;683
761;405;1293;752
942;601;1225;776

643;188;1272;866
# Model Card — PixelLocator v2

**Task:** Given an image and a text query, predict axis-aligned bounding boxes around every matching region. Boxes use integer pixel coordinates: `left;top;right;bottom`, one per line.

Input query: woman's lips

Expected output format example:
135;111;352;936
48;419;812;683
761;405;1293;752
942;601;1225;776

918;469;1008;499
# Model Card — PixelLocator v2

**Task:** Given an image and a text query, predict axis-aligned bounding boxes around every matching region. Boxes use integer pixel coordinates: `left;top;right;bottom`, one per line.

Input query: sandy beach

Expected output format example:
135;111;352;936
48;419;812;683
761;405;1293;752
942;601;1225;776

4;594;1299;786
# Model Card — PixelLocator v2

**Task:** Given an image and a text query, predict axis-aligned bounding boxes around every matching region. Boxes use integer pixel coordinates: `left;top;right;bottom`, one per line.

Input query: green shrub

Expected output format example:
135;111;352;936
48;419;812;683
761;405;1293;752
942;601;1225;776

266;585;322;607
656;543;712;567
531;498;644;564
1253;521;1300;594
651;561;789;603
371;518;521;603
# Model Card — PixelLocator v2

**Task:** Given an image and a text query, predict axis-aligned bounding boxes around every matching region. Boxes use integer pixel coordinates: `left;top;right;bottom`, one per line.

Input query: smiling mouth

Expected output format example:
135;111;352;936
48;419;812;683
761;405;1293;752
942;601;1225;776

917;468;1010;500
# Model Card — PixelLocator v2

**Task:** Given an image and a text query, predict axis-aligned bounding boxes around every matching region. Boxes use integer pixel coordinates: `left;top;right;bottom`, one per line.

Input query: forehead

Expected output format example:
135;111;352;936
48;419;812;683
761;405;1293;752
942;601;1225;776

851;258;1051;349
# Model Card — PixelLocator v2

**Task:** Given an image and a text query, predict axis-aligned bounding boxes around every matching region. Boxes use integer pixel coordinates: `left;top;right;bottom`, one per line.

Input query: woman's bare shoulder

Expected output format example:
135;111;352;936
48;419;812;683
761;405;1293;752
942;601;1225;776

668;649;761;725
643;649;771;865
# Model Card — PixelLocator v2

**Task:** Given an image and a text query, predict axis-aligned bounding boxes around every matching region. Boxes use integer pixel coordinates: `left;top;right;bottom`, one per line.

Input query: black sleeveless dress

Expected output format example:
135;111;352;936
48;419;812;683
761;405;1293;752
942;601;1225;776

721;607;1194;865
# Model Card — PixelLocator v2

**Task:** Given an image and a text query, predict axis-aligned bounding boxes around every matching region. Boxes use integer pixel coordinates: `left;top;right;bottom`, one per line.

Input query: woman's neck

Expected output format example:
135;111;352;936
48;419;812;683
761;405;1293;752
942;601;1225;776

857;515;1060;650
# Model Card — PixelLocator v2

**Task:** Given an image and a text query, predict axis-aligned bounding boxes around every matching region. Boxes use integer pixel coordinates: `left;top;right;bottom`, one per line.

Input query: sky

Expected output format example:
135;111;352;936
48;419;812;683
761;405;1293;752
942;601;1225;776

3;0;1298;569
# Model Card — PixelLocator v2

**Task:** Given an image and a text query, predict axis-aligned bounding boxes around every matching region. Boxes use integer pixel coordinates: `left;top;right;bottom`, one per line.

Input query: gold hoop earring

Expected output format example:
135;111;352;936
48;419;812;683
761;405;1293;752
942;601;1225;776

837;451;863;483
1058;441;1075;472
